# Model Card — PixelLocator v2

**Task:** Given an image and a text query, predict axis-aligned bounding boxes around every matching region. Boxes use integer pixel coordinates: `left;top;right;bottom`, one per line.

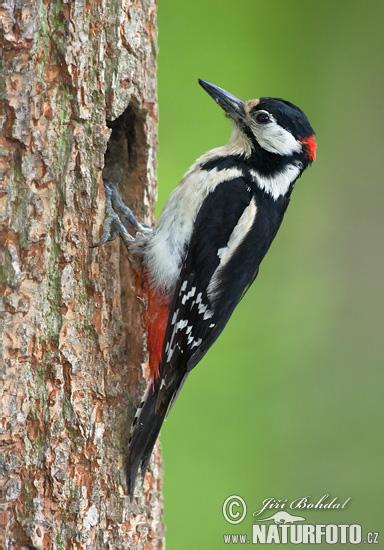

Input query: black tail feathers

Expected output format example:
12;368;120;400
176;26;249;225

126;372;185;495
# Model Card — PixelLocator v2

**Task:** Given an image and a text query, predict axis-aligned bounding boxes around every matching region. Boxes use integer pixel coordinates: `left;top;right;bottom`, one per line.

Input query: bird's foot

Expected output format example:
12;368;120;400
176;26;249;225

92;180;152;249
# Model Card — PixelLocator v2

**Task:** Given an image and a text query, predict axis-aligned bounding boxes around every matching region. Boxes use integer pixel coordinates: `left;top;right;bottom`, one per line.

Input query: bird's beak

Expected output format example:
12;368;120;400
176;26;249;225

198;79;245;122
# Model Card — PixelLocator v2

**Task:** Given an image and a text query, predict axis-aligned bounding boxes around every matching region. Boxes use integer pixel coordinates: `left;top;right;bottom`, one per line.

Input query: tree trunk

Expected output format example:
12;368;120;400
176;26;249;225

0;1;162;548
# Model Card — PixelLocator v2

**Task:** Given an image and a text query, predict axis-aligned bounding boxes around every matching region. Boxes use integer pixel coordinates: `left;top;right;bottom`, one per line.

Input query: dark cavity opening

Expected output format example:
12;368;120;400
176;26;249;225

103;101;148;219
102;102;150;419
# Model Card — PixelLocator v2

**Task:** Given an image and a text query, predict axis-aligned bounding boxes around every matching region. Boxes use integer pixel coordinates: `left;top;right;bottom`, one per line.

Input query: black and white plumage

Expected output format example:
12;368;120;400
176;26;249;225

99;80;317;493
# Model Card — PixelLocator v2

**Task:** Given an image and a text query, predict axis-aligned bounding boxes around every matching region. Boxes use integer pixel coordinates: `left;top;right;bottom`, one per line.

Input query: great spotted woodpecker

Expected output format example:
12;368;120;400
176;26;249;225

98;80;316;494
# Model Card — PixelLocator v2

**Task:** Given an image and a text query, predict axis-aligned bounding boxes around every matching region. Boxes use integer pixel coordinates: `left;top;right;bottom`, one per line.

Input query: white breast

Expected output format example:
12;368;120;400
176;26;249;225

144;153;243;292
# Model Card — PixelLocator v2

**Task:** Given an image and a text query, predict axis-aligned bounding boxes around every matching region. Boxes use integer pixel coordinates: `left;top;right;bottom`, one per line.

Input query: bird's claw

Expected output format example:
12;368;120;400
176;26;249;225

92;180;151;249
107;181;151;234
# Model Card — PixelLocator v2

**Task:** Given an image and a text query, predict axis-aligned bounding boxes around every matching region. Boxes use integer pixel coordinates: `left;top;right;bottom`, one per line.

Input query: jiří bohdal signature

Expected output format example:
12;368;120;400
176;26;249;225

253;494;351;518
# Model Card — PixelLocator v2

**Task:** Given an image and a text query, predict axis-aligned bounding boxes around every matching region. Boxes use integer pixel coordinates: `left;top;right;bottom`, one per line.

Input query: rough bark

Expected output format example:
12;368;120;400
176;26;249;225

0;1;162;548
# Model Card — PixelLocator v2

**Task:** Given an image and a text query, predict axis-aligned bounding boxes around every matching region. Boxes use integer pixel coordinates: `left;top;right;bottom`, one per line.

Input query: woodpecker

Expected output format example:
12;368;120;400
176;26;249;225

98;80;316;494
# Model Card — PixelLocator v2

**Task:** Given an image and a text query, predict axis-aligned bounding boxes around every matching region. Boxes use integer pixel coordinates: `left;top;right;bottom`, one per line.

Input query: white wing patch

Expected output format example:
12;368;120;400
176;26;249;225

181;286;196;304
250;162;302;200
165;280;215;363
196;292;213;320
207;197;257;300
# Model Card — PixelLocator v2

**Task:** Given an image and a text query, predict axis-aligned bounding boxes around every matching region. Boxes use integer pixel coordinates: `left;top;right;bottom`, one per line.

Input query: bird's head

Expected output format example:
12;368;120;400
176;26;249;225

199;79;316;165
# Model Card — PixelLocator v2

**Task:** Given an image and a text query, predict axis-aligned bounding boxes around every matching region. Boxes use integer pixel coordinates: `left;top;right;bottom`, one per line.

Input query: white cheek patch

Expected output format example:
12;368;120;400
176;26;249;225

251;115;302;156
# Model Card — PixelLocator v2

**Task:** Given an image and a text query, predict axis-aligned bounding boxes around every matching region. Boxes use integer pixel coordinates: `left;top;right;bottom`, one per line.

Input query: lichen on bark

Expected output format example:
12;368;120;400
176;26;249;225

0;1;162;548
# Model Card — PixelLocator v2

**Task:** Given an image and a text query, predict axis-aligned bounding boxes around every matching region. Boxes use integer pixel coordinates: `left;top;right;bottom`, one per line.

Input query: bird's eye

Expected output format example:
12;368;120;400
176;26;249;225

255;111;270;124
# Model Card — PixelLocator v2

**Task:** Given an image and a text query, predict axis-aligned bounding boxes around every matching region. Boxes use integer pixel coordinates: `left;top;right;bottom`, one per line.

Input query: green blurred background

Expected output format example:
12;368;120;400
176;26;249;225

157;1;383;547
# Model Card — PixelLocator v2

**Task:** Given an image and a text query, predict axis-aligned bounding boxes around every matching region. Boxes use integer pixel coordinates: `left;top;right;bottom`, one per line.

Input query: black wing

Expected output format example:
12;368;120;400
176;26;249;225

159;176;281;383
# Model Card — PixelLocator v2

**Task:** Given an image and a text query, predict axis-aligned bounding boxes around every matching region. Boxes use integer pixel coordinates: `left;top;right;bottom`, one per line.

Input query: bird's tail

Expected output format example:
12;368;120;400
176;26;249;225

126;370;186;494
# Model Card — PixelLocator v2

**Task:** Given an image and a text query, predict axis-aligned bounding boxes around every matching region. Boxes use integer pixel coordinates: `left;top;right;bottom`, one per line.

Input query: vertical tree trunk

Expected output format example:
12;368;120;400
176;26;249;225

0;1;162;548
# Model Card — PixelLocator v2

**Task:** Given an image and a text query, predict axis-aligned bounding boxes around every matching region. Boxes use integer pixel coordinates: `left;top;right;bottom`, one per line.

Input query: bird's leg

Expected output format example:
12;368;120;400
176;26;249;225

92;179;152;249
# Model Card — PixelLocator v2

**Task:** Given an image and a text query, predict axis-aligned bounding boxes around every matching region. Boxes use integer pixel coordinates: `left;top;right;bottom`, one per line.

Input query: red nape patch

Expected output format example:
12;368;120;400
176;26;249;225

301;134;317;161
146;284;170;380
